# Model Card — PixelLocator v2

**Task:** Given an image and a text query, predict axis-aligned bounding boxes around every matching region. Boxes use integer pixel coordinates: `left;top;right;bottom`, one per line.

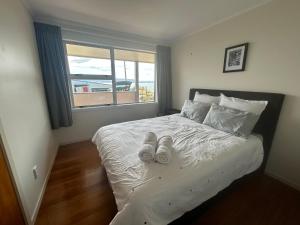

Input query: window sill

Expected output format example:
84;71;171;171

71;102;158;113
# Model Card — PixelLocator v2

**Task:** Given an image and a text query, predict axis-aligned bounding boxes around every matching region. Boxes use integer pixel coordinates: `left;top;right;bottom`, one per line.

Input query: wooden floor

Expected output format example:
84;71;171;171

36;141;300;225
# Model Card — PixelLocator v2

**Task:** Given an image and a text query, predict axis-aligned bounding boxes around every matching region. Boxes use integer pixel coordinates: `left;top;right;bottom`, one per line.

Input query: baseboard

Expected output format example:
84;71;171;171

58;138;91;147
30;144;58;224
265;171;300;191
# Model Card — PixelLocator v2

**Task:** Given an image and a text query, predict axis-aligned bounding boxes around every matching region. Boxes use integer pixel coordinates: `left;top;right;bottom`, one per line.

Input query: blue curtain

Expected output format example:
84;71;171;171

34;22;72;129
156;45;172;114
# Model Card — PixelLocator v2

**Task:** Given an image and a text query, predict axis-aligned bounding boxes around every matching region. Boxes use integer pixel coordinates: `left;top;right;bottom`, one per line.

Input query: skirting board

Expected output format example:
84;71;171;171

30;145;58;224
265;171;300;191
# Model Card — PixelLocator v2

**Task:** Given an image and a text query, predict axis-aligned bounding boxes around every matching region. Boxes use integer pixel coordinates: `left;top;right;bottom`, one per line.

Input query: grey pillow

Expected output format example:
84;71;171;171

203;104;260;137
180;100;211;123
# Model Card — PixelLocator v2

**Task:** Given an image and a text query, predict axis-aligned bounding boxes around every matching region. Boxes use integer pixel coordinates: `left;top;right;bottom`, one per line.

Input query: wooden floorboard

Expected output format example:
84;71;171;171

36;141;300;225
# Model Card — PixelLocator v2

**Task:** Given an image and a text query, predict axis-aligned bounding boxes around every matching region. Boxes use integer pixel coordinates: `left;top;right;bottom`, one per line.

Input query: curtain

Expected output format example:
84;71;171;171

156;45;172;114
34;22;72;129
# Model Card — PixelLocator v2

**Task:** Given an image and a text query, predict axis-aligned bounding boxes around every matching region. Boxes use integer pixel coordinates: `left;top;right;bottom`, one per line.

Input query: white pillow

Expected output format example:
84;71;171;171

219;93;268;115
194;92;220;104
180;100;211;123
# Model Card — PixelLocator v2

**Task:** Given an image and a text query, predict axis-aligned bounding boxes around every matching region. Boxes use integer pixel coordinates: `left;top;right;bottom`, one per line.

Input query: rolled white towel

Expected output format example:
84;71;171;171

138;132;158;163
158;136;173;147
155;136;173;164
155;145;172;164
138;144;156;162
143;132;158;148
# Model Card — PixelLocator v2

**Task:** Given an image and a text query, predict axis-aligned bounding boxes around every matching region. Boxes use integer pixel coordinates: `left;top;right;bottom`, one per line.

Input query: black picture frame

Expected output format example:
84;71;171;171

223;43;249;73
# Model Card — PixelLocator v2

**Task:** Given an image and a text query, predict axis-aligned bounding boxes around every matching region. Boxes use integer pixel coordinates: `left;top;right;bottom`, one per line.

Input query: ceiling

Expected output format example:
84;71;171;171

24;0;271;42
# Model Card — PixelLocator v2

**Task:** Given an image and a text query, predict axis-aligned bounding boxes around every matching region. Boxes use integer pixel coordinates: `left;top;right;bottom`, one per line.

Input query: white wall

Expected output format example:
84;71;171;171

0;0;57;223
55;103;158;144
172;0;300;189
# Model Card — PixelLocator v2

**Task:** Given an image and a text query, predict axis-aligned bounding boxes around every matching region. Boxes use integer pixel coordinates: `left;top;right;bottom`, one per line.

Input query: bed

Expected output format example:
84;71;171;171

92;88;284;225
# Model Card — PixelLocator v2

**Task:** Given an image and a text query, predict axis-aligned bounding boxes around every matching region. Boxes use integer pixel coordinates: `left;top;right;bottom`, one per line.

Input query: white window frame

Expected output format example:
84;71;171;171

63;41;157;108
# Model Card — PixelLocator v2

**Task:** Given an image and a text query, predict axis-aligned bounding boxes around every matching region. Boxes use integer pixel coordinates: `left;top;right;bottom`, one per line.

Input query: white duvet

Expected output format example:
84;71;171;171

92;114;263;225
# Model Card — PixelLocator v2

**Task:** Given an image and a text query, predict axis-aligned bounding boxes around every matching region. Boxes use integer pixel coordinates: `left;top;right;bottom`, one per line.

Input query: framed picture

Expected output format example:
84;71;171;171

223;43;248;73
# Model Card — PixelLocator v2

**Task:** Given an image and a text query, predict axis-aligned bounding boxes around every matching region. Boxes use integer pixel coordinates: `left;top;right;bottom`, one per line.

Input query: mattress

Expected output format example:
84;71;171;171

92;114;264;225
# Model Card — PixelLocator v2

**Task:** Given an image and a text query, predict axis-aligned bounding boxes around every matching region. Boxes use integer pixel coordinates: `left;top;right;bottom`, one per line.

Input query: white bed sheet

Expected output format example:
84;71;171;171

92;114;263;225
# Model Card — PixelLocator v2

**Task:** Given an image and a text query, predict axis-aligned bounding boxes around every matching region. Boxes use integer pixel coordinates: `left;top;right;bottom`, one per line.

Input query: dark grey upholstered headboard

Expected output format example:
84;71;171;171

189;88;285;170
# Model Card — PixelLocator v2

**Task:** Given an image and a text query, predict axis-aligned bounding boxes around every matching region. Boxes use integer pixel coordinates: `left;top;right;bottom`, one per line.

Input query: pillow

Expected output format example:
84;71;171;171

203;104;260;137
180;100;211;123
194;92;220;104
220;93;268;115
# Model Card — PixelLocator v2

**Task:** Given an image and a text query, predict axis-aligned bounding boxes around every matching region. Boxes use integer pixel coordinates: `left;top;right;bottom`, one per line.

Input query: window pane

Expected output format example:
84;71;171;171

139;62;155;102
115;60;135;81
71;79;113;107
115;60;136;104
114;49;156;104
68;56;111;75
66;44;111;75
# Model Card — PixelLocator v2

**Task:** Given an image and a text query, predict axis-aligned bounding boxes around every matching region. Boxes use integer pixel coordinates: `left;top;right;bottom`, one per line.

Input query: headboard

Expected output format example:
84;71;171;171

189;88;285;170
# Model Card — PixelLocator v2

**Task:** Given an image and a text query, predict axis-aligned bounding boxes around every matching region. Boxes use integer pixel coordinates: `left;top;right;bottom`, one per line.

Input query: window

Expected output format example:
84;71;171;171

65;43;156;107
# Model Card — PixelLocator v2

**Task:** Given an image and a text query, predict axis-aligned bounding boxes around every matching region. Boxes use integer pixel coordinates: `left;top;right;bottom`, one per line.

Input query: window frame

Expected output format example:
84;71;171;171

63;41;156;108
